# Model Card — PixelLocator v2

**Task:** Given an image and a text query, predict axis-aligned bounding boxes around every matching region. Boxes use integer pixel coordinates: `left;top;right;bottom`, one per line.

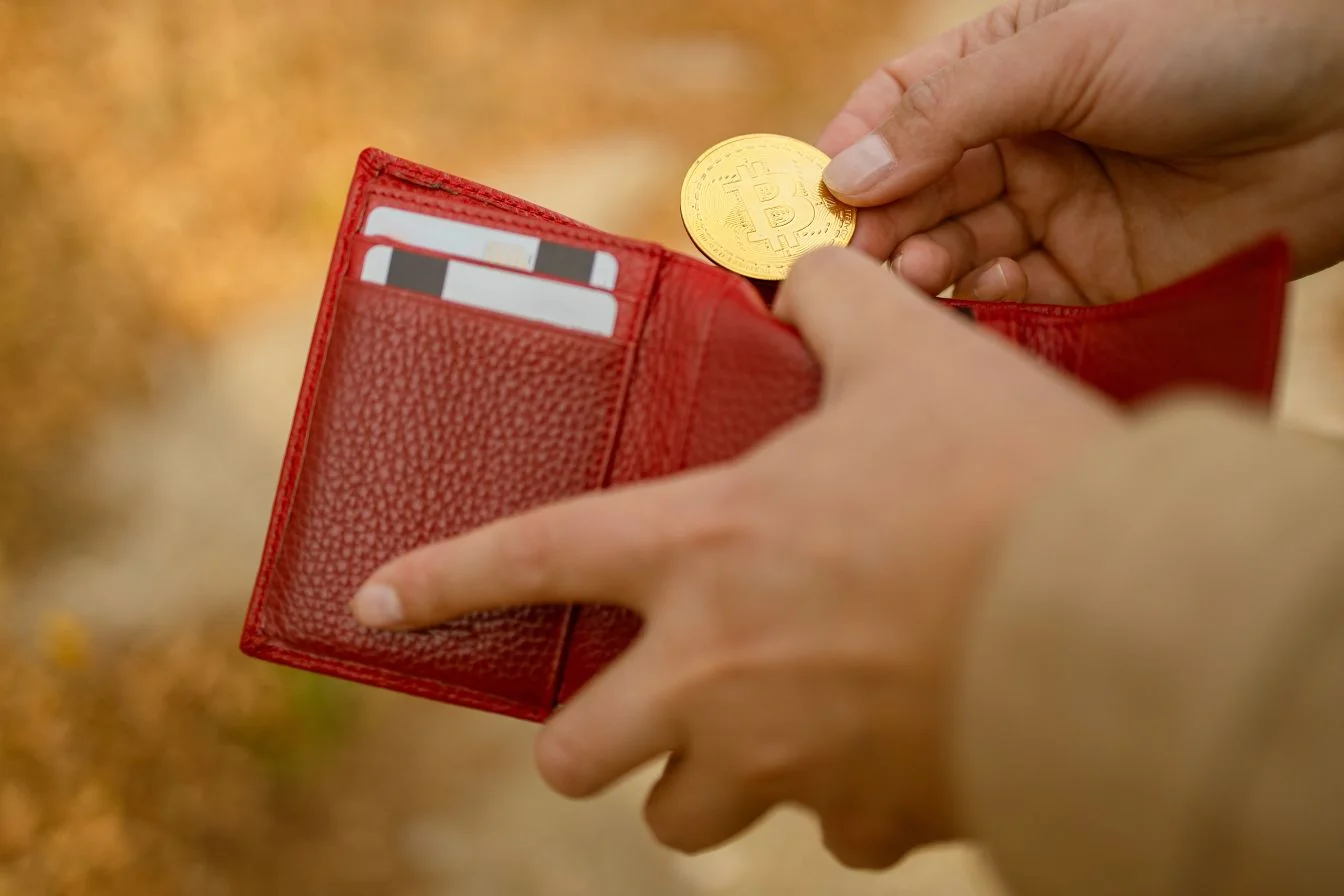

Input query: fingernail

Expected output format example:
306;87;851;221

893;253;905;279
972;262;1009;301
351;583;404;628
823;133;896;196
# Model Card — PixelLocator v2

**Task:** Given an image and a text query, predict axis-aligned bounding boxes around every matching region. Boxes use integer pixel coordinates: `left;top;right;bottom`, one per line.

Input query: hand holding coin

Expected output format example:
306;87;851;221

681;134;856;281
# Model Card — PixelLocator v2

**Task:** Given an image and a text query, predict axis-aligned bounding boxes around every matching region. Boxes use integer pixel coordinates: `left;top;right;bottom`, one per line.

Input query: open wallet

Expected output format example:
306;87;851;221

241;147;1290;722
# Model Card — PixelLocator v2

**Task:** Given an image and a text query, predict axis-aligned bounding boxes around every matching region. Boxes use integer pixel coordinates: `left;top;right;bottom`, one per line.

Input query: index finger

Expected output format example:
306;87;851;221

816;5;1025;156
817;42;962;157
349;470;720;630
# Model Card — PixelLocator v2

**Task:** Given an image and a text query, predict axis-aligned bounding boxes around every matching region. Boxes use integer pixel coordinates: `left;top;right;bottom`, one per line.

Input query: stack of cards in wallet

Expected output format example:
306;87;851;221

359;205;621;337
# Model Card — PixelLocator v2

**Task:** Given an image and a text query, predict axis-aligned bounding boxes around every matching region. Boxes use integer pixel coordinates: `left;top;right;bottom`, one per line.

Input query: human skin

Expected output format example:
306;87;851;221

821;0;1344;304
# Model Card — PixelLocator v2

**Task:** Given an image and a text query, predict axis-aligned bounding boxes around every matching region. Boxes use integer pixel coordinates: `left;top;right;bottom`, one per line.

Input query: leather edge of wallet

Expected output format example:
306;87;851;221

240;147;671;720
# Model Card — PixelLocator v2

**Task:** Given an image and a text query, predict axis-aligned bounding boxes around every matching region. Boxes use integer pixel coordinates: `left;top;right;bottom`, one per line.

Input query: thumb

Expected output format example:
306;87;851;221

774;247;934;390
823;7;1093;206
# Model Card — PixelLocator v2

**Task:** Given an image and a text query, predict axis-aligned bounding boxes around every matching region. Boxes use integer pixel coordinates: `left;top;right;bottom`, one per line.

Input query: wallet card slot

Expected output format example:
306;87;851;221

341;272;636;347
343;234;642;342
360;184;663;300
252;275;647;715
344;234;647;306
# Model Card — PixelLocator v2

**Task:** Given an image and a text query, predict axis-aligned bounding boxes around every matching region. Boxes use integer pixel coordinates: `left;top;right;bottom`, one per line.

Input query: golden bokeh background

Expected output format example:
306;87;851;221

1;1;1341;893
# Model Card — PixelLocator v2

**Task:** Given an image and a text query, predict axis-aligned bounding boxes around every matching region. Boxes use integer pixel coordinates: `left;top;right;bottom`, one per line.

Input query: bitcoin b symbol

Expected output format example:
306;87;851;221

680;133;855;279
728;161;817;253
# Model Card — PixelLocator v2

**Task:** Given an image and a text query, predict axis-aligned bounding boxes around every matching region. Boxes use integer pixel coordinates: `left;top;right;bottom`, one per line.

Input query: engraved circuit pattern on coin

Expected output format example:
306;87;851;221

680;134;856;280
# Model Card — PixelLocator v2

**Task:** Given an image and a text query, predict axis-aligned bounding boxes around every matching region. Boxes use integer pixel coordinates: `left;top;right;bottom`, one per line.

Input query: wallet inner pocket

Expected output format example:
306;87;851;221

343;234;643;342
258;276;640;713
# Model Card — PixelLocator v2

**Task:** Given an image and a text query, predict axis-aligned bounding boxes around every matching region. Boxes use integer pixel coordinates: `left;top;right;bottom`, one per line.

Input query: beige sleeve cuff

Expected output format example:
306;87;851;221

954;396;1344;896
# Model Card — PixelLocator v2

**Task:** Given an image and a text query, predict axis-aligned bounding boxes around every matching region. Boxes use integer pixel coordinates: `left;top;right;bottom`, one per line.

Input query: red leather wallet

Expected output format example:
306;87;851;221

241;148;1289;722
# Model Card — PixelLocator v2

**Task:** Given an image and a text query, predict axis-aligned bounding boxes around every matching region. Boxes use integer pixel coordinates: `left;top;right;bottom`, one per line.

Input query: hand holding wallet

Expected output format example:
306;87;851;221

241;148;1288;722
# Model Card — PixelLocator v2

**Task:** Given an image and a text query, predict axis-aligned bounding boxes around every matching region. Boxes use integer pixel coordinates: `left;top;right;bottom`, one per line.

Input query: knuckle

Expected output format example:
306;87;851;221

675;473;757;553
904;235;954;289
675;650;751;703
1028;0;1074;24
985;2;1023;40
931;170;962;219
734;740;804;790
948;218;980;263
390;555;438;615
497;518;560;597
900;74;945;132
929;248;957;289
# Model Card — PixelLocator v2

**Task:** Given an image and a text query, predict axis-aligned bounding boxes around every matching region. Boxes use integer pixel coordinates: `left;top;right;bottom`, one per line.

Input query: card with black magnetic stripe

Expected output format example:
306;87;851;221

533;241;601;286
364;204;621;289
386;250;450;296
359;244;620;338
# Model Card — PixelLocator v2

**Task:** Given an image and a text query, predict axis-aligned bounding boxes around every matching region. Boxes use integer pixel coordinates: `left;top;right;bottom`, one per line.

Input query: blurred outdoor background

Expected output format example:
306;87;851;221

1;1;1342;894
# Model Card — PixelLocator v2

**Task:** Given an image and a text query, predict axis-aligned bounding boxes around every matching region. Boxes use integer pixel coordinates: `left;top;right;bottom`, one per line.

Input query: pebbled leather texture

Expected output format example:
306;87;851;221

242;147;1290;721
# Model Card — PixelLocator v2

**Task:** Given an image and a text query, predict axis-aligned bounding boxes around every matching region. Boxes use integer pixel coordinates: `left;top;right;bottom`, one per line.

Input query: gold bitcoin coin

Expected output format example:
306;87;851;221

680;133;856;281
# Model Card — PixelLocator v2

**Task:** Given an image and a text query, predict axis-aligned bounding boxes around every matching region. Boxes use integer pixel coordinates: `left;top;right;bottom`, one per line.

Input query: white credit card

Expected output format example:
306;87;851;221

364;205;620;290
361;244;618;337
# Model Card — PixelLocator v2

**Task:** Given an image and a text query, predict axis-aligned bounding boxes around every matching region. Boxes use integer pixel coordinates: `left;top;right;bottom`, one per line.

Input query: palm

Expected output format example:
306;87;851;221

822;110;1341;306
948;134;1251;306
816;0;1344;305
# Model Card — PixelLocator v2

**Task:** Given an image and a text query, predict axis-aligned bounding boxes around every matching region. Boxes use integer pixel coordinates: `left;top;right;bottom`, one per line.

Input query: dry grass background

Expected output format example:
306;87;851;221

1;0;1341;893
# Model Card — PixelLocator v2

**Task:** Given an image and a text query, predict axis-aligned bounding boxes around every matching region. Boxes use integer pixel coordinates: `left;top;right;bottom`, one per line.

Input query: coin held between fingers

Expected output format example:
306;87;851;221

681;134;857;281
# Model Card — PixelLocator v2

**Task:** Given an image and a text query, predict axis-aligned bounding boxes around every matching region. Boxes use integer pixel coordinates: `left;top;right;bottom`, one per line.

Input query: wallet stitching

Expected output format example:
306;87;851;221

376;154;583;228
244;637;549;722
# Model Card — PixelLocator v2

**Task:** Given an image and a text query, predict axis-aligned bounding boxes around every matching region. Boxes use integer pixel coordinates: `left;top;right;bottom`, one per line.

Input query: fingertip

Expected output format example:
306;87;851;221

348;542;464;630
535;721;600;799
996;258;1030;301
789;244;862;279
893;236;955;296
777;247;881;320
349;581;406;629
972;260;1011;301
956;257;1028;302
536;664;675;800
822;132;898;204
